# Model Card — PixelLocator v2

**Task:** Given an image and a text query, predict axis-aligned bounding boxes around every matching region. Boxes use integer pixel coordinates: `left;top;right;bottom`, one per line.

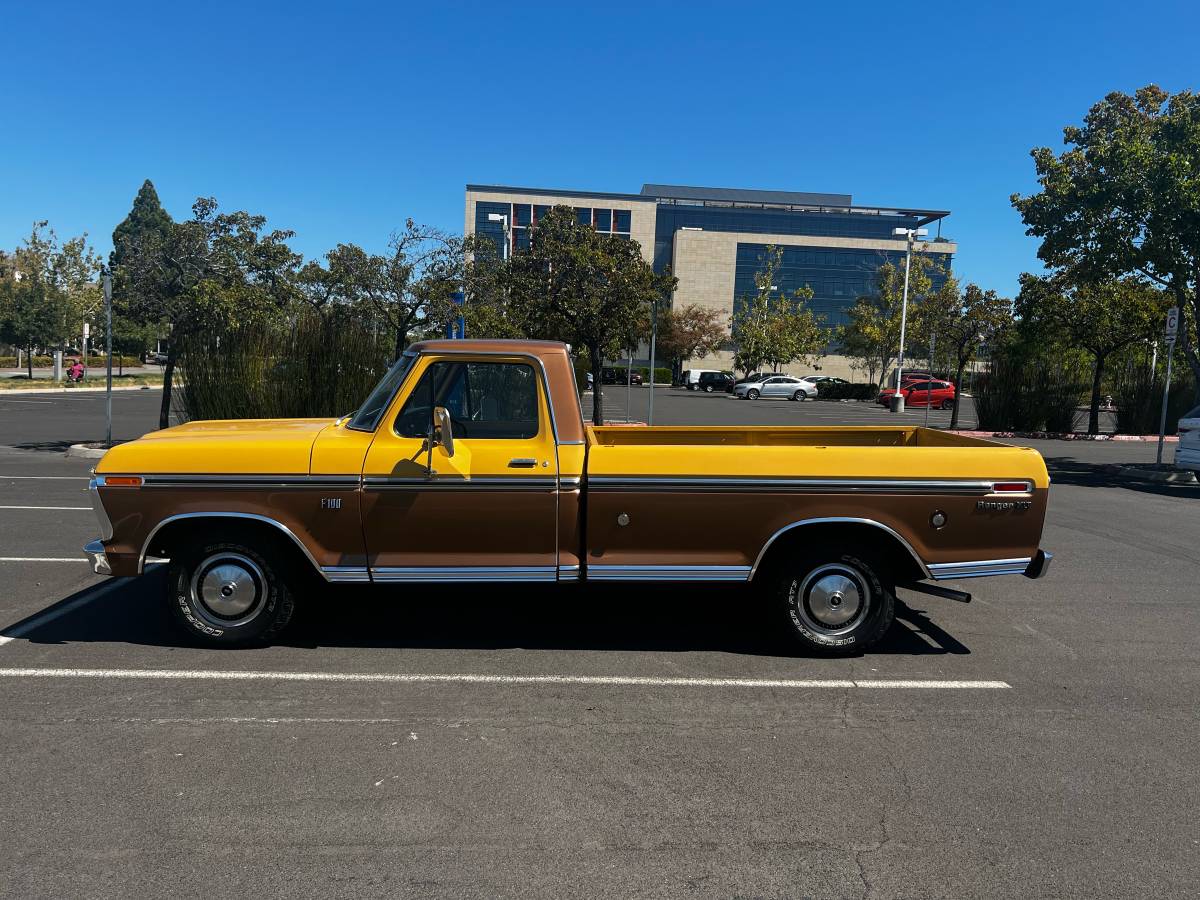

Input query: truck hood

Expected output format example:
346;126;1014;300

95;418;337;475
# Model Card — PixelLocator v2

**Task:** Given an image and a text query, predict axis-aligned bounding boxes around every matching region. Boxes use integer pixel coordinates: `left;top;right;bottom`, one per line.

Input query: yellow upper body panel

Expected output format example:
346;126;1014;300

96;418;338;475
585;425;1050;489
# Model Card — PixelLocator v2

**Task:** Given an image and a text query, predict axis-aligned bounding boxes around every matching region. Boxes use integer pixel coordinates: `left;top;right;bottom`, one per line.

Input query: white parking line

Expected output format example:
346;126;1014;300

0;557;88;562
0;668;1012;689
0;505;91;511
0;476;91;480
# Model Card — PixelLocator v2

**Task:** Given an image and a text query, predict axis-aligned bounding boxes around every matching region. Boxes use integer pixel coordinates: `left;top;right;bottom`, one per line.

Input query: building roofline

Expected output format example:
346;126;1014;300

466;184;653;203
467;184;950;225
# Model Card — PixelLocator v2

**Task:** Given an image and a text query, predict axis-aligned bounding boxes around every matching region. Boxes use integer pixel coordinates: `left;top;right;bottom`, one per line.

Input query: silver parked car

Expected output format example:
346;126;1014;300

733;375;818;401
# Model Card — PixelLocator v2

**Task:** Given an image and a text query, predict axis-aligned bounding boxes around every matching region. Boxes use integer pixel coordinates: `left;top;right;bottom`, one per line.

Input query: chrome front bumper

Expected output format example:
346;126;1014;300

84;540;112;576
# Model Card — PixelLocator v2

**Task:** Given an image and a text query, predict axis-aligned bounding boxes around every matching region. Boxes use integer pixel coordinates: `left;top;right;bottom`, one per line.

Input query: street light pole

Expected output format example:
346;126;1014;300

486;213;510;261
890;226;928;413
648;299;658;426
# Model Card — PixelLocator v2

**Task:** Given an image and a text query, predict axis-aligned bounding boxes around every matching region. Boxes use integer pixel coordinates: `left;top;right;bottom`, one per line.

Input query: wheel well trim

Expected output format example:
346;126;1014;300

748;516;931;581
139;512;323;577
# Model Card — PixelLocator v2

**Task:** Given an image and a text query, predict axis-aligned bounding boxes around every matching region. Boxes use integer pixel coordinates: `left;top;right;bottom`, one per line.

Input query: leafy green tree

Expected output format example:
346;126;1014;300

0;223;101;377
499;205;676;424
657;303;727;383
1012;85;1200;400
839;255;935;386
1016;275;1166;434
116;197;300;428
731;245;820;375
911;276;1013;428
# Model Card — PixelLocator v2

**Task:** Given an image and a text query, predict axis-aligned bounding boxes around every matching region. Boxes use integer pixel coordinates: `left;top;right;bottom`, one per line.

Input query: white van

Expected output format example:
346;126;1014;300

681;369;721;391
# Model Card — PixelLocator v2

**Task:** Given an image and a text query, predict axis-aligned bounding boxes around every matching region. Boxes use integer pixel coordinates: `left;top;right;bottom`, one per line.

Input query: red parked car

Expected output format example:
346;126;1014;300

878;379;957;410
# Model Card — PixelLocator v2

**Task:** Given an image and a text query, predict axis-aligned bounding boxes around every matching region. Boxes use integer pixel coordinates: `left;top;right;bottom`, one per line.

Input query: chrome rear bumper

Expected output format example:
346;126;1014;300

83;540;111;576
1023;550;1053;579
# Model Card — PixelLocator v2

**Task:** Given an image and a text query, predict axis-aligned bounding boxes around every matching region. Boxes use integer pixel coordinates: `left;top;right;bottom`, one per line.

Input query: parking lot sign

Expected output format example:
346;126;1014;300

1165;307;1179;344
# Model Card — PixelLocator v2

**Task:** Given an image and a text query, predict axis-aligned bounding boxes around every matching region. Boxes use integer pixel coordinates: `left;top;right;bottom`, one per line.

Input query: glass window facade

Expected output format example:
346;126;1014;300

733;243;953;330
475;200;633;258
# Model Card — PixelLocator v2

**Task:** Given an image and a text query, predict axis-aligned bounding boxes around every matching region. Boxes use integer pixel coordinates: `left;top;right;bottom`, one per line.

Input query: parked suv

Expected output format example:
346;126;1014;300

697;371;735;393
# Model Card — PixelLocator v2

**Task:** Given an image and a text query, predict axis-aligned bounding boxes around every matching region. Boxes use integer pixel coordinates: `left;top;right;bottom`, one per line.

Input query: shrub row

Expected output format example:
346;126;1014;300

974;354;1085;432
633;366;673;384
1112;365;1195;435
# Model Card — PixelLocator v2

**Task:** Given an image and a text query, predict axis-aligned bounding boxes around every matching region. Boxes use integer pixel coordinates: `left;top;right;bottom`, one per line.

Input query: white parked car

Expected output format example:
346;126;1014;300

1176;403;1200;475
733;375;818;401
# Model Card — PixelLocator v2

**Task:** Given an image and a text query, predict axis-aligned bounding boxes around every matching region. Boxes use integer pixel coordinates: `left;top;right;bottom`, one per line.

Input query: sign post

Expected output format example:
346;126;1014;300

103;273;113;448
1156;307;1179;465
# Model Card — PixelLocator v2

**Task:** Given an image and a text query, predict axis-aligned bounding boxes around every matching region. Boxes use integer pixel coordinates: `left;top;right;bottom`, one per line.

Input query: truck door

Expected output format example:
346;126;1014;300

360;356;560;582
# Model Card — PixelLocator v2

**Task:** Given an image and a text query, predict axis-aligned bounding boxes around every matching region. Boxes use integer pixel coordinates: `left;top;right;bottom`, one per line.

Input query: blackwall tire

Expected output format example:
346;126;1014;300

941;399;954;410
748;389;760;400
705;385;714;393
771;547;895;655
792;390;806;402
167;539;295;647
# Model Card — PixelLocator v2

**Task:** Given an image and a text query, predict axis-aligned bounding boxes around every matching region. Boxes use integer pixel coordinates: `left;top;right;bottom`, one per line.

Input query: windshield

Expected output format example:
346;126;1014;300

347;352;417;432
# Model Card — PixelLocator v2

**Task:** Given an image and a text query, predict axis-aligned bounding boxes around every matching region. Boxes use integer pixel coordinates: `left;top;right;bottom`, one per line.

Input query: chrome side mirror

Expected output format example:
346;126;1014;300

433;406;455;458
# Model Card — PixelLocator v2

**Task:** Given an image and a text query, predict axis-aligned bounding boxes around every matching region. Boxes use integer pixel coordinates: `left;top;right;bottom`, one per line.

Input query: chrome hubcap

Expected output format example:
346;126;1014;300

191;553;264;625
795;564;870;634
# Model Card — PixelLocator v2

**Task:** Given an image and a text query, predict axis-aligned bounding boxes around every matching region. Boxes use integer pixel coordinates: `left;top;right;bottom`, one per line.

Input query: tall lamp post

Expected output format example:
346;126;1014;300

647;298;658;426
102;270;113;447
889;226;928;412
487;212;510;261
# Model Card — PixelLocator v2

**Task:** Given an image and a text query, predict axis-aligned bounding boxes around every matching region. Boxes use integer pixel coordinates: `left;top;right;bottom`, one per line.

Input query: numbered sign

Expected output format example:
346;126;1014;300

1165;307;1179;344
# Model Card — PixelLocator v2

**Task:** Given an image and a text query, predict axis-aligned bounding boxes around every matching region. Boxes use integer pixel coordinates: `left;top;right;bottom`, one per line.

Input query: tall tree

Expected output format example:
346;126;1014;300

116;197;299;428
731;245;821;375
499;205;676;424
1017;275;1166;434
657;303;727;382
0;223;100;378
839;255;935;385
1012;85;1200;401
911;277;1013;428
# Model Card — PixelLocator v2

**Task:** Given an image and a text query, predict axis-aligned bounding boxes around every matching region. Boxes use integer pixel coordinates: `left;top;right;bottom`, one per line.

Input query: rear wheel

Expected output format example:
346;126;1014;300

747;389;760;400
770;546;895;655
792;390;807;402
167;537;295;647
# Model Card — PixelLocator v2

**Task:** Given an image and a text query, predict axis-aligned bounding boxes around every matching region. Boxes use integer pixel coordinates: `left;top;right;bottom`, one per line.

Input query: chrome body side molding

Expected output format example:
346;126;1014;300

586;565;752;582
140;474;360;489
321;566;372;583
749;517;932;580
587;476;1023;496
370;566;558;583
928;558;1034;580
362;476;558;490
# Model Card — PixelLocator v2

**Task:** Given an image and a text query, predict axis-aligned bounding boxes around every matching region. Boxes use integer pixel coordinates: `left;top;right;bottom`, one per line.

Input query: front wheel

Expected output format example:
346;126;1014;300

167;538;295;647
770;547;895;655
941;398;954;410
747;389;760;400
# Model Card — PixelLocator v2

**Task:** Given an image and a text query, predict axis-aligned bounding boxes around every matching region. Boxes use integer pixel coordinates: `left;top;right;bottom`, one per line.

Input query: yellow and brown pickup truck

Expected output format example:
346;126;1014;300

84;339;1051;653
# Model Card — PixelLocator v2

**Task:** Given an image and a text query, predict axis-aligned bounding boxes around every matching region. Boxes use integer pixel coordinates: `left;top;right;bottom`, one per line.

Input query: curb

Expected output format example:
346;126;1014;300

948;430;1179;443
66;443;110;459
0;385;159;396
1111;465;1197;484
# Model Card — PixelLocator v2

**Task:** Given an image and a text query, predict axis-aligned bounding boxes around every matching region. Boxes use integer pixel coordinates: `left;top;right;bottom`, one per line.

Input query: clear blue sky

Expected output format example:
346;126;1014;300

2;0;1197;298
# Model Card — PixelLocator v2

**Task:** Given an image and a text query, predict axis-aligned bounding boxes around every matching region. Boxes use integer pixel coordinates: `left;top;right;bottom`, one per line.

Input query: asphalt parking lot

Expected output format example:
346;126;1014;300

1;387;1197;898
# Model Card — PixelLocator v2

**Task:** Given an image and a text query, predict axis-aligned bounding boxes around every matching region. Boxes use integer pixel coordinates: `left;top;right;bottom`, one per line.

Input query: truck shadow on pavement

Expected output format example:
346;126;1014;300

1043;455;1200;500
9;573;969;657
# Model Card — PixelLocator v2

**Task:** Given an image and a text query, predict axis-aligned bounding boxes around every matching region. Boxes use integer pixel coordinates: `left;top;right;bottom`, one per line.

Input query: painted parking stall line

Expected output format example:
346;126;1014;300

0;505;91;511
0;668;1012;690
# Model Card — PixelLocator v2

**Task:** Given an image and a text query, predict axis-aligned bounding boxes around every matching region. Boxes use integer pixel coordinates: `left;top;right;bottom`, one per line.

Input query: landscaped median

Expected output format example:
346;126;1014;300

0;375;164;391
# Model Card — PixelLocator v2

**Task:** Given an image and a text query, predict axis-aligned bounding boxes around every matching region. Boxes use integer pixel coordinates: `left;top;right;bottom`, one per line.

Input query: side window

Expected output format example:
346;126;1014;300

394;361;540;440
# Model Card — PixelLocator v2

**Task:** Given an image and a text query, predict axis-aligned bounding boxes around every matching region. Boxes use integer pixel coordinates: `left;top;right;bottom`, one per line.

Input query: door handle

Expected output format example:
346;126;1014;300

508;458;537;468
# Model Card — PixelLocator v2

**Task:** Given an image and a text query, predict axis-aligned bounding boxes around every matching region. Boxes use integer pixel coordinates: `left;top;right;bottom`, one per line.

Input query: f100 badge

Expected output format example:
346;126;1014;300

976;499;1032;511
321;498;342;510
